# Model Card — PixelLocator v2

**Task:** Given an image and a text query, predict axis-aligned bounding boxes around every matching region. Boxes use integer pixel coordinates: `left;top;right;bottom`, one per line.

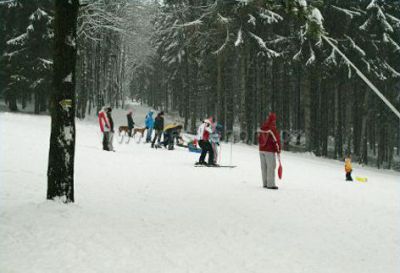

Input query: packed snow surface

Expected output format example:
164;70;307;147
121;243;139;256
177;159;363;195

0;111;399;273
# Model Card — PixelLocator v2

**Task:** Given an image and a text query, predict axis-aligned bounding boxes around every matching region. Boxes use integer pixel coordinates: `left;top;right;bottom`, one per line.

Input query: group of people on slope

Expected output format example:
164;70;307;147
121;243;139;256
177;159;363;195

99;107;282;189
194;112;281;189
99;108;182;151
98;106;115;152
146;110;184;149
98;107;356;190
99;105;281;188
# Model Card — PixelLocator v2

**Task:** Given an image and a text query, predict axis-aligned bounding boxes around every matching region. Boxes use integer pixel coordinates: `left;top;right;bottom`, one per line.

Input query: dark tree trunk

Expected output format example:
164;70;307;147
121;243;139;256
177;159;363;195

39;90;47;112
34;91;40;114
239;46;247;141
7;92;18;112
183;50;190;131
47;0;79;203
295;65;302;131
190;61;198;133
397;121;400;156
334;82;344;159
216;52;223;121
22;93;27;109
320;80;329;157
359;90;370;164
304;73;312;151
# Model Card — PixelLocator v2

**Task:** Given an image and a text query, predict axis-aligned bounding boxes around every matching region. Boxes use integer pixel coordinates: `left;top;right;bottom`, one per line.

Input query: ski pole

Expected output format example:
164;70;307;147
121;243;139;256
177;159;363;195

98;131;104;149
219;144;222;164
230;136;233;166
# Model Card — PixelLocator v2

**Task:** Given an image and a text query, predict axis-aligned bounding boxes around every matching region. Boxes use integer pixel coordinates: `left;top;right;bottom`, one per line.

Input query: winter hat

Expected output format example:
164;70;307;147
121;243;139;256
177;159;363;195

204;119;211;124
261;112;276;130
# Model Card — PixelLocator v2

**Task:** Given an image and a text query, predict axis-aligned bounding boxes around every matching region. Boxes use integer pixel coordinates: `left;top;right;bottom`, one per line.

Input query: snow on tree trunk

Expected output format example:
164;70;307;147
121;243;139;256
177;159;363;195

47;0;79;203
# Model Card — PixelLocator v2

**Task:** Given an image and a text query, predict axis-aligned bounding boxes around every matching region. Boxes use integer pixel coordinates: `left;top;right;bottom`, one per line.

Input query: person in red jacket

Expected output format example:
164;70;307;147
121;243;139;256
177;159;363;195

258;112;281;189
98;106;111;151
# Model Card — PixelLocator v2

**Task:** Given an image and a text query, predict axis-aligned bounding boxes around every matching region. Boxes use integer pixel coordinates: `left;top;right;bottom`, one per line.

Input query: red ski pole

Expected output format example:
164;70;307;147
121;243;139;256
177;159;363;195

277;153;283;180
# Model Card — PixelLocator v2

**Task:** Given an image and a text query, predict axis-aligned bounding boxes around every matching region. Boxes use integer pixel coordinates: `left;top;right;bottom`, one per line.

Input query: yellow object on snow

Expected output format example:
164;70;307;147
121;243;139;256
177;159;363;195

345;158;352;173
355;176;368;183
164;123;183;131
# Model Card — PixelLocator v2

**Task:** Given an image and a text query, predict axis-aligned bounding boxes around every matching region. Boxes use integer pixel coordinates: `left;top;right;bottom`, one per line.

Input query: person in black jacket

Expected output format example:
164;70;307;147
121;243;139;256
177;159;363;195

127;111;135;137
151;111;164;148
106;107;115;151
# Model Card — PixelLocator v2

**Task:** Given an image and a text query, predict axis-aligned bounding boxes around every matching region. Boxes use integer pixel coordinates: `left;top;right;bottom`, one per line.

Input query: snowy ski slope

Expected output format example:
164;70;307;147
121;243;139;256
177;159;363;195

0;111;399;273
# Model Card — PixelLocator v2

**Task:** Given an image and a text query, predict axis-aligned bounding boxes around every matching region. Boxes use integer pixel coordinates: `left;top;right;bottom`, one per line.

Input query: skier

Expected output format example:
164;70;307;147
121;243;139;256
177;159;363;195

127;110;135;137
196;119;215;166
98;106;111;151
145;110;154;143
151;111;164;148
345;154;353;181
258;112;281;189
106;107;115;151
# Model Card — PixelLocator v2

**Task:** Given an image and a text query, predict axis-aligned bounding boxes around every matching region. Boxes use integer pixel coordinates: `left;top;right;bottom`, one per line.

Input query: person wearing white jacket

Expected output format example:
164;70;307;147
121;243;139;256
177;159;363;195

196;119;215;166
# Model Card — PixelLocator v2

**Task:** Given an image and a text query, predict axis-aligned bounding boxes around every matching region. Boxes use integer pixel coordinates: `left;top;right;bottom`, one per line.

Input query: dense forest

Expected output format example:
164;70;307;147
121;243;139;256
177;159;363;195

1;0;399;169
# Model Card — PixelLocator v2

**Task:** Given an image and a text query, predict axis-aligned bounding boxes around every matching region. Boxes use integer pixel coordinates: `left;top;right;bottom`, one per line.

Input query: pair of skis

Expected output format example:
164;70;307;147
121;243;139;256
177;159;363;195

194;163;236;168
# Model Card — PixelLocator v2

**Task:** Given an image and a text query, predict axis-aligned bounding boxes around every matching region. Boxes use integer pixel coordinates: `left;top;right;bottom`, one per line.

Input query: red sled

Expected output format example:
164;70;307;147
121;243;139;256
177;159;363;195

277;154;283;179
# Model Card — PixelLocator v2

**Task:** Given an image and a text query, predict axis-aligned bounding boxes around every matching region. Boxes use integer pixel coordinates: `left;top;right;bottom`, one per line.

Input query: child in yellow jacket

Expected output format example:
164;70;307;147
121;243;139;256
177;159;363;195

345;155;353;181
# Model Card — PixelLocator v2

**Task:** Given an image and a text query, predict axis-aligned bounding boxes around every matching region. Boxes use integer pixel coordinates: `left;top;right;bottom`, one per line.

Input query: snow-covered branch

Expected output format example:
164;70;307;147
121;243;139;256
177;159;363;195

249;32;280;58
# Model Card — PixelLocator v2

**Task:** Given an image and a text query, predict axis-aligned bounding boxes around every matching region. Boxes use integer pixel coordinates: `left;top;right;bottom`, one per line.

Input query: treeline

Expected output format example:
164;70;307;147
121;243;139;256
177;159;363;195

1;0;399;169
0;0;131;117
132;0;400;169
74;1;128;119
74;0;156;118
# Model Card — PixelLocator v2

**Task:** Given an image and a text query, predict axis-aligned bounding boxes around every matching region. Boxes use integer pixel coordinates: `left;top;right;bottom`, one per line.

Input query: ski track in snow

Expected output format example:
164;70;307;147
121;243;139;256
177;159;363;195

0;111;399;273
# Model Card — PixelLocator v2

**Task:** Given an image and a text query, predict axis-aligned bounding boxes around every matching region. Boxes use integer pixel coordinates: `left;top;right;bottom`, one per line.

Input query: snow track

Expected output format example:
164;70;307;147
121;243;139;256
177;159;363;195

0;112;399;273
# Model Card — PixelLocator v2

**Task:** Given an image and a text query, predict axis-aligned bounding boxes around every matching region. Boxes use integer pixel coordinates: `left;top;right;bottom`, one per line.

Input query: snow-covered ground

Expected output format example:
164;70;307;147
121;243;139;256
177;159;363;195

0;110;399;273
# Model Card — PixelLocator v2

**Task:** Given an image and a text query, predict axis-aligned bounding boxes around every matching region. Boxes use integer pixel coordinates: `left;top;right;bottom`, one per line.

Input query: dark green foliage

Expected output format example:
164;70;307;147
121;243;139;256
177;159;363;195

133;0;400;169
0;0;53;112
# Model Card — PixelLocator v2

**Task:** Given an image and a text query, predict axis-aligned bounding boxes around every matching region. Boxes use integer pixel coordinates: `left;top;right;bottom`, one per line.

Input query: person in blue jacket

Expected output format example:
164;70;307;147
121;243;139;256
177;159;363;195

145;110;154;143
